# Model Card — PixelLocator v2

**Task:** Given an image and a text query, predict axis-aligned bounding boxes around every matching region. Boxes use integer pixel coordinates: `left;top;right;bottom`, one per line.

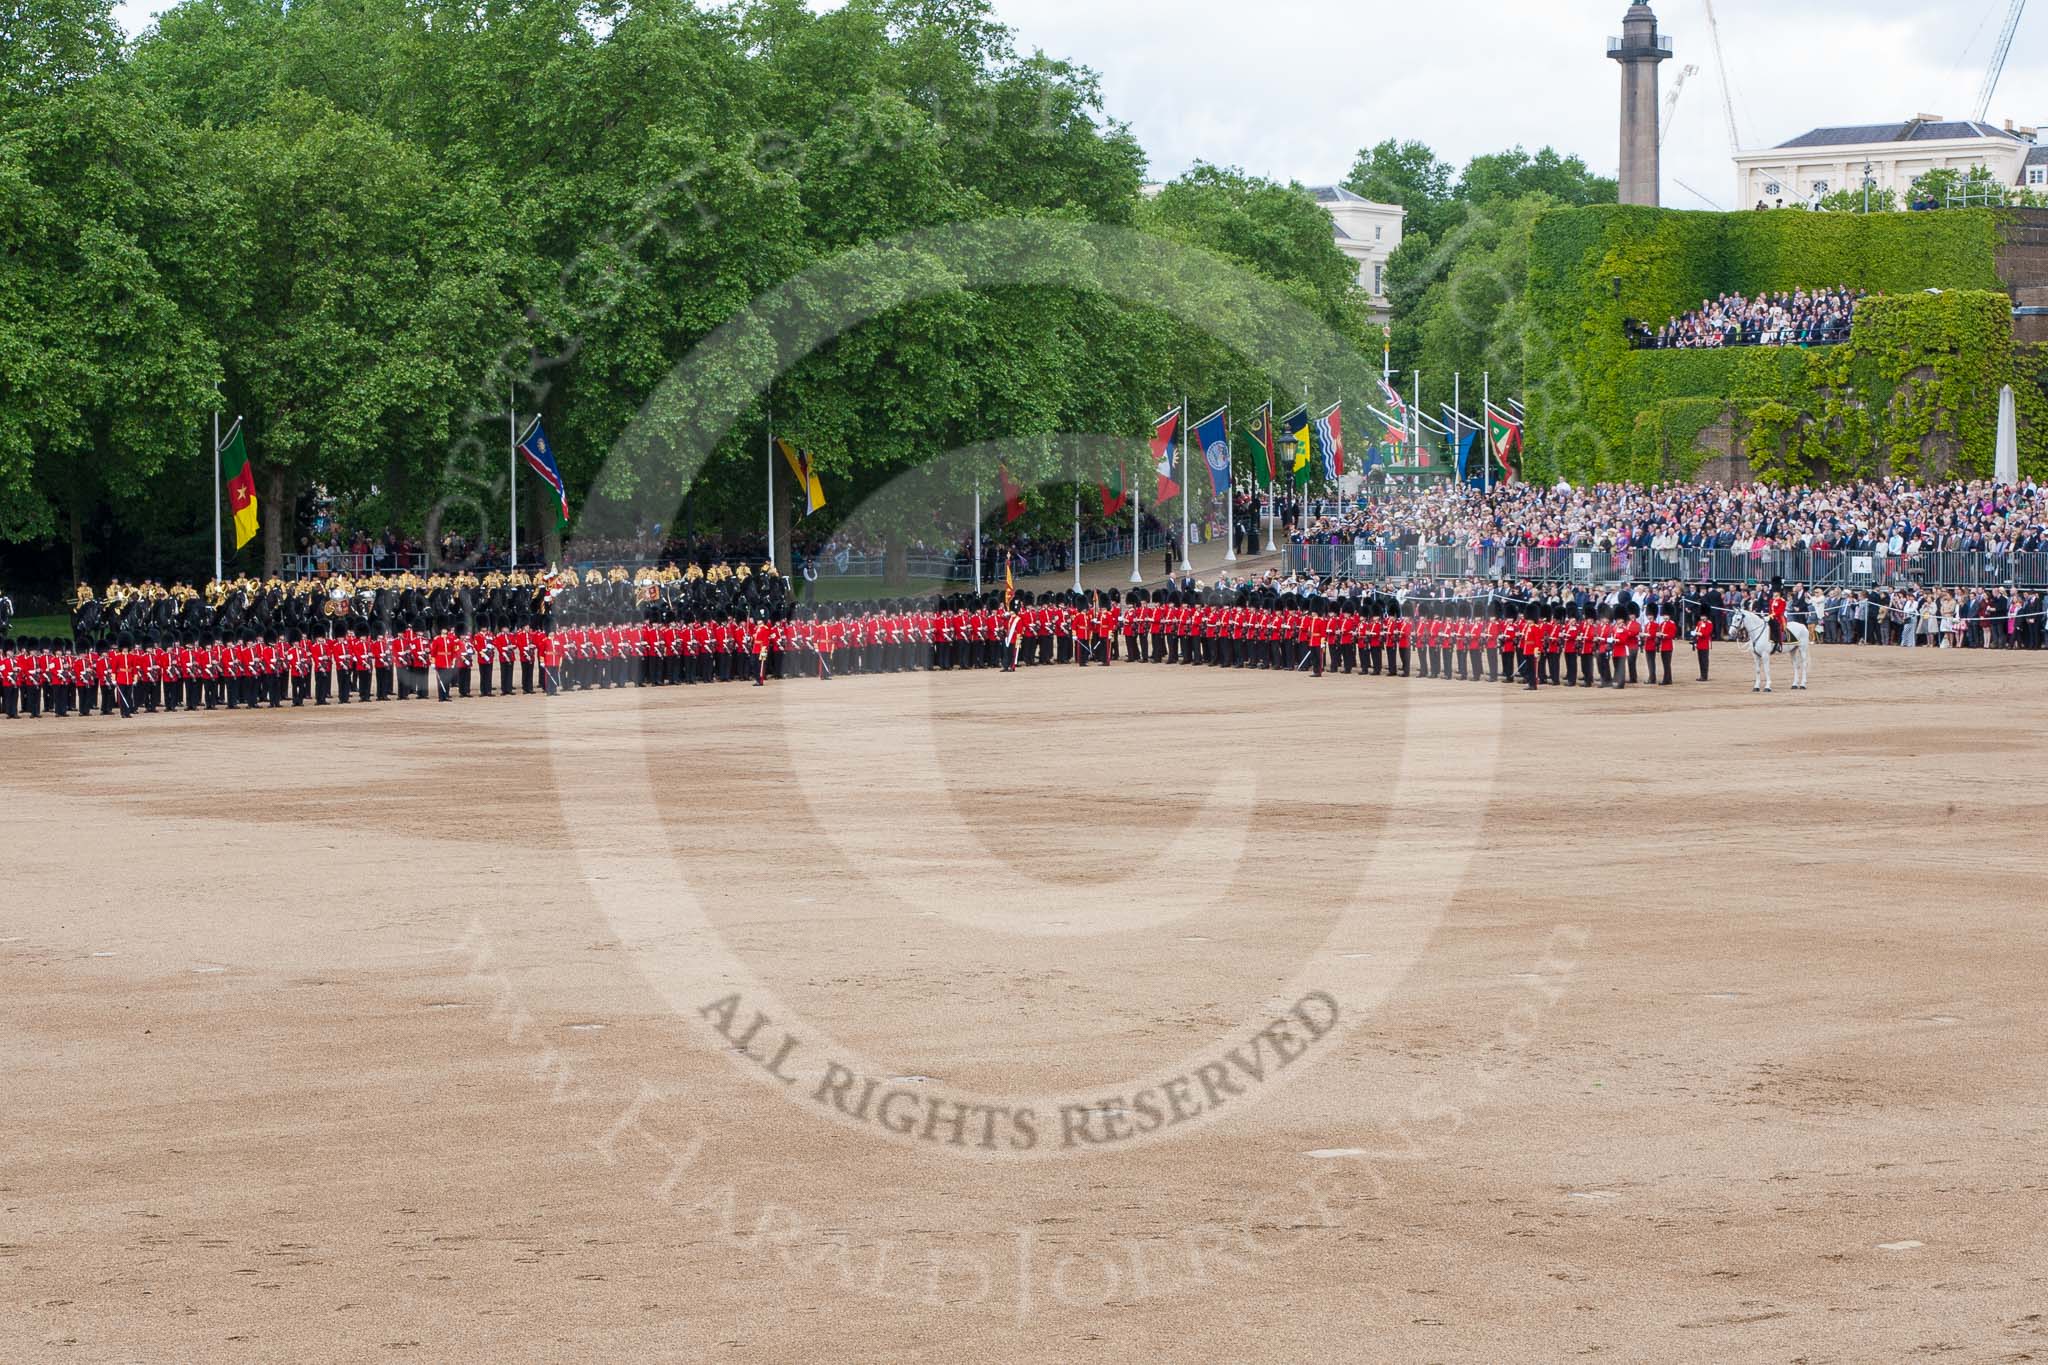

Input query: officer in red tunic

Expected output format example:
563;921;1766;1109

1693;612;1714;682
1655;608;1678;685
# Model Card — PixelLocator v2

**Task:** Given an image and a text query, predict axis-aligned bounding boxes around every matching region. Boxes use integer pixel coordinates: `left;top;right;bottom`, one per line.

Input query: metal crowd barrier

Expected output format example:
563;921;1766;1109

1282;544;2048;589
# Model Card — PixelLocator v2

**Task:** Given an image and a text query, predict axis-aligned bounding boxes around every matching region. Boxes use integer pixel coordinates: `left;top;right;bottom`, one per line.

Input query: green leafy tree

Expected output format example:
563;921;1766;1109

1816;184;1899;214
1457;146;1615;208
1909;164;2008;208
1342;138;1459;241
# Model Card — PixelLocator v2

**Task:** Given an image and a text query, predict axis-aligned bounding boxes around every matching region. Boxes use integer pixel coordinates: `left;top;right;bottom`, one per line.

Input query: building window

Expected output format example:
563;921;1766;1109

2030;167;2045;187
1373;265;1383;296
1375;225;1383;240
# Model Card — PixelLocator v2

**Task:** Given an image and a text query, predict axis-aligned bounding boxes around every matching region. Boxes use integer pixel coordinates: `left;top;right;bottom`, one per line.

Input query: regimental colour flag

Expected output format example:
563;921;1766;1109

218;419;259;550
1151;408;1181;503
1242;402;1278;489
1485;405;1522;482
1313;404;1344;482
1278;405;1311;488
776;438;828;516
1192;406;1231;495
518;417;571;522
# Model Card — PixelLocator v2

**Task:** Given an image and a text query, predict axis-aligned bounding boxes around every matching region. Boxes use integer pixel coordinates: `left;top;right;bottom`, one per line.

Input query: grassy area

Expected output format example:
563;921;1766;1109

10;615;65;639
801;578;953;602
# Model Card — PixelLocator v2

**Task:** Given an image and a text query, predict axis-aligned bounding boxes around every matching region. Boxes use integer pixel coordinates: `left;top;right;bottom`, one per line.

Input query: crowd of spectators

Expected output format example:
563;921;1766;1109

1636;286;1863;350
1289;477;2048;585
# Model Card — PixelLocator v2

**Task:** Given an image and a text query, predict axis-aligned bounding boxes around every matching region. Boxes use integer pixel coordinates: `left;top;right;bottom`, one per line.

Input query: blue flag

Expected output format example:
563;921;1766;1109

1457;430;1481;484
517;417;570;522
1193;407;1232;495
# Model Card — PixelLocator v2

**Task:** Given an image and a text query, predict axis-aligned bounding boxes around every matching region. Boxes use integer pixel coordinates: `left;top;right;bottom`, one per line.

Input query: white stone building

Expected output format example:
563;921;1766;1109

1732;117;2047;208
1306;185;1405;326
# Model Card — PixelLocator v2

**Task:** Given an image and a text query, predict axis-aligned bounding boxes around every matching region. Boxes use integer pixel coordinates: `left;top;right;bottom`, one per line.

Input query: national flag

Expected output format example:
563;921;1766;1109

1313;404;1344;482
1099;462;1127;518
1278;405;1311;487
1486;405;1522;482
1004;552;1015;607
217;419;259;550
1242;402;1278;488
1192;406;1231;495
1456;429;1481;483
517;417;571;522
999;462;1025;522
1377;377;1408;421
1151;408;1181;503
775;438;827;516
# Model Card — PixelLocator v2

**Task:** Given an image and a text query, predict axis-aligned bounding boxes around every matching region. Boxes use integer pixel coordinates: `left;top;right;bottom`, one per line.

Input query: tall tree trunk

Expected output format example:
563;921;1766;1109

262;467;287;576
885;535;908;588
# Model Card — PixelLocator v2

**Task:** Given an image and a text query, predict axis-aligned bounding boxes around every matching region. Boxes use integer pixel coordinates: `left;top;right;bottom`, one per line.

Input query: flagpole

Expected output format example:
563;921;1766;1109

211;409;222;582
1072;488;1082;594
1178;396;1192;573
1412;371;1422;470
1453;372;1461;485
1253;388;1269;556
765;407;776;572
509;382;518;571
1300;381;1310;543
973;487;982;595
1130;453;1143;585
1223;396;1237;564
1484;373;1492;494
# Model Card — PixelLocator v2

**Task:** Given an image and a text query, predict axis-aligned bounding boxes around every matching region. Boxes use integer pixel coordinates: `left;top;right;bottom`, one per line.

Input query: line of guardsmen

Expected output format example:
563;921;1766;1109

2;569;1694;722
1107;586;1679;688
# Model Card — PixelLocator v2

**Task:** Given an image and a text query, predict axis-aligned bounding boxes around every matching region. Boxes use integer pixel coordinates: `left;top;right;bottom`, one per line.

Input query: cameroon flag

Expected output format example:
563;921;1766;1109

219;420;259;550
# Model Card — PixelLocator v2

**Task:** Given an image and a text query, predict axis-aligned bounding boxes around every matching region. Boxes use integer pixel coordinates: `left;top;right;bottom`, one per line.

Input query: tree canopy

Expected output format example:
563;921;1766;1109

1;0;1393;589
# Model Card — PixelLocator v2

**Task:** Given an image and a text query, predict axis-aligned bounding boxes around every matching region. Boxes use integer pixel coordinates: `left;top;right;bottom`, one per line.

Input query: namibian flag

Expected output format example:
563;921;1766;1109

518;417;571;522
218;420;258;550
1242;402;1278;488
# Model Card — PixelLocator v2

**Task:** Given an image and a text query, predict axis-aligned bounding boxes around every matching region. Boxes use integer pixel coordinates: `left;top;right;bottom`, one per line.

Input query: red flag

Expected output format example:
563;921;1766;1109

999;463;1025;523
1151;409;1181;503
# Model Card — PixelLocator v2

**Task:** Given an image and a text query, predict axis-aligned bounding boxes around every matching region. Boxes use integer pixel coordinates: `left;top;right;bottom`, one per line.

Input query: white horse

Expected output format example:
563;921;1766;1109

1727;607;1810;693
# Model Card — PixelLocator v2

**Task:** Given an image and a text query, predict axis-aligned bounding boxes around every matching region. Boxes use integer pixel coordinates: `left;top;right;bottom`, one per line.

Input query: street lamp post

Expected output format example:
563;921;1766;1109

1276;432;1299;572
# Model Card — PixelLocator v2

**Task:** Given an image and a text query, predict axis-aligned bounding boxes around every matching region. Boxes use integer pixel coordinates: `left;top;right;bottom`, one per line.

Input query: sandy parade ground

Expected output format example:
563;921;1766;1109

5;629;2048;1363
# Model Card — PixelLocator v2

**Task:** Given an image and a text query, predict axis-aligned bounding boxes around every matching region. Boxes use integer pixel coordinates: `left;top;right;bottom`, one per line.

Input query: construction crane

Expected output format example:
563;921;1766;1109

1660;63;1702;148
1974;0;2027;123
1700;0;1744;153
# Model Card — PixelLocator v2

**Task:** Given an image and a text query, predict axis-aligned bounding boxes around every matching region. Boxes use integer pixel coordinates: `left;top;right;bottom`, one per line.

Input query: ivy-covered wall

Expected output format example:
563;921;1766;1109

1525;205;2020;484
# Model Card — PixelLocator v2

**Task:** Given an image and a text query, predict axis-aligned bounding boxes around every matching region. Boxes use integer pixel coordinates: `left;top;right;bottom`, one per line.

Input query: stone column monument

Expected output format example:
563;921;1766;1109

1609;3;1673;207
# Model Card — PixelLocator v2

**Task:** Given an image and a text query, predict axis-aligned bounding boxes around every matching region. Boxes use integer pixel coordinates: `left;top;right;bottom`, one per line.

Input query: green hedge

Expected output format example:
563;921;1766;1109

1524;205;2013;483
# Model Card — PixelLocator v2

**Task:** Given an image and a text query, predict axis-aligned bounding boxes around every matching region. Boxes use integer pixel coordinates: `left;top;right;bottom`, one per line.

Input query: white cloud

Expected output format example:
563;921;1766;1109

110;0;2048;209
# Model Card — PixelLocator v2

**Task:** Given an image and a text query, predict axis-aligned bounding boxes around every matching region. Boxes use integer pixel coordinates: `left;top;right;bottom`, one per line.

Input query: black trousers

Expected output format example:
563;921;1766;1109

1697;650;1710;681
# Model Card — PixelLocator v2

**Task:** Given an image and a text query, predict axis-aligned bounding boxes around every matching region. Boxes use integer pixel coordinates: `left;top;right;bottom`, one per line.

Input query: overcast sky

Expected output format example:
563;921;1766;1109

111;0;2048;210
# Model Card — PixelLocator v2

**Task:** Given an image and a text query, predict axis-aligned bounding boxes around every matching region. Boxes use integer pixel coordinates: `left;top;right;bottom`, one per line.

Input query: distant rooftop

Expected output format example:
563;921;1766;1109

1778;120;2032;149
